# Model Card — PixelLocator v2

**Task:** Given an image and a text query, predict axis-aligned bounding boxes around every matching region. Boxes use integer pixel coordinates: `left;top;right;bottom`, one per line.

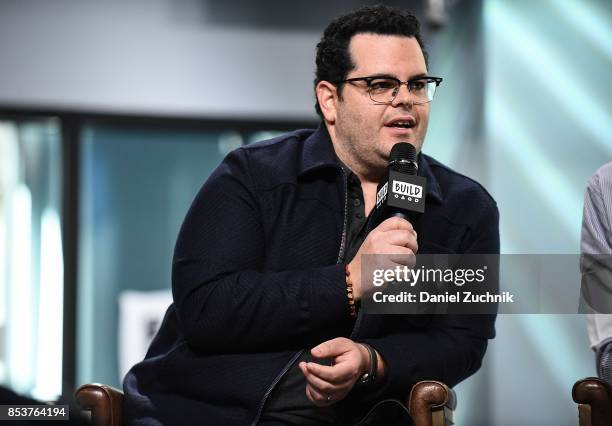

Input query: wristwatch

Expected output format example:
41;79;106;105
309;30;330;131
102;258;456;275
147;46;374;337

359;343;377;384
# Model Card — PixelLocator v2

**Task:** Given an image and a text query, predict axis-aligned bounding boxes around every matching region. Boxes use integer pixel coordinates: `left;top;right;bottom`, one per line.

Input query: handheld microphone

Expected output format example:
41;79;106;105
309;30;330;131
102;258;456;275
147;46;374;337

368;142;427;231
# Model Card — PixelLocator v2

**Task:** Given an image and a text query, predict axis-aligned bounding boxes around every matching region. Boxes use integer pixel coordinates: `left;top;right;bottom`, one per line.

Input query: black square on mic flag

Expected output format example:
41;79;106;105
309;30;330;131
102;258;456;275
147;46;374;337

386;170;427;213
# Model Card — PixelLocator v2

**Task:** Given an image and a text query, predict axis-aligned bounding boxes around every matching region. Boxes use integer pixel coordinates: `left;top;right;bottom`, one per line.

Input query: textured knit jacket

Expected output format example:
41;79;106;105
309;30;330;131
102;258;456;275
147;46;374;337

123;124;500;425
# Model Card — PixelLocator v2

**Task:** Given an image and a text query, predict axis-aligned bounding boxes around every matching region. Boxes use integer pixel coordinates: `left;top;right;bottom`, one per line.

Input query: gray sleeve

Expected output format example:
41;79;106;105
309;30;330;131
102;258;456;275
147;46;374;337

581;163;612;348
596;337;612;387
581;163;612;255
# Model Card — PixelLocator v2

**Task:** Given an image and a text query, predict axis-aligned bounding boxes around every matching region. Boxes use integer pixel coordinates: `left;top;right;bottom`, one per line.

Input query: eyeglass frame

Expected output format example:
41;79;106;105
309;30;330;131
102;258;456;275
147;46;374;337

336;75;443;105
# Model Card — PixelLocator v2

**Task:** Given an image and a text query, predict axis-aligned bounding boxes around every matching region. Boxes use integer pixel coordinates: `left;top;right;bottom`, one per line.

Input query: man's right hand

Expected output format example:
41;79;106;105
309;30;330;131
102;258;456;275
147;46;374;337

348;216;418;301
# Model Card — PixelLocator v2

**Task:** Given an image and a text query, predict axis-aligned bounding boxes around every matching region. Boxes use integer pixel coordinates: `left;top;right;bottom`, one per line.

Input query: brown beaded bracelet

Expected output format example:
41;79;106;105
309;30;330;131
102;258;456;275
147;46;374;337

345;264;357;318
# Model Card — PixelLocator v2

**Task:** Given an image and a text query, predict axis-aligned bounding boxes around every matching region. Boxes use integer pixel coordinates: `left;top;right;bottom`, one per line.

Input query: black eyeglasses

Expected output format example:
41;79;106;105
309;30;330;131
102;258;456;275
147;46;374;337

339;75;443;105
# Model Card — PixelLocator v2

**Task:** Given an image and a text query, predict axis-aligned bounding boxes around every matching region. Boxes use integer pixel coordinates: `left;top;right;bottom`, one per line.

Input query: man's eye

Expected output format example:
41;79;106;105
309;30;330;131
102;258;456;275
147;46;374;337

409;80;427;91
369;80;397;91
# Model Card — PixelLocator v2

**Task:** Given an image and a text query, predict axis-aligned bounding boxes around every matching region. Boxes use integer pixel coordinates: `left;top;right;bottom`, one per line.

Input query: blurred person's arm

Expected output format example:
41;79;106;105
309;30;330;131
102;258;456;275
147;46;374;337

581;163;612;385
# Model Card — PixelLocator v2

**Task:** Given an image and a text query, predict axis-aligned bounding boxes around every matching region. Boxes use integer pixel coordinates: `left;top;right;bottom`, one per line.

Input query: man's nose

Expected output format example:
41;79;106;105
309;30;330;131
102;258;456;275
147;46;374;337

391;83;413;108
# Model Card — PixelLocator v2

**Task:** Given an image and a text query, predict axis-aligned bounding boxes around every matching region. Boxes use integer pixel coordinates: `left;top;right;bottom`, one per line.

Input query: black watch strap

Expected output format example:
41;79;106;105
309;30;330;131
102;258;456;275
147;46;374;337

359;343;377;384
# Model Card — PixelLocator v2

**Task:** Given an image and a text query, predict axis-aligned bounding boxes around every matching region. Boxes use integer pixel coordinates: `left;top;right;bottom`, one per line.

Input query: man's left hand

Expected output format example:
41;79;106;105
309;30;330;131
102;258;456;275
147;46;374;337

299;337;370;406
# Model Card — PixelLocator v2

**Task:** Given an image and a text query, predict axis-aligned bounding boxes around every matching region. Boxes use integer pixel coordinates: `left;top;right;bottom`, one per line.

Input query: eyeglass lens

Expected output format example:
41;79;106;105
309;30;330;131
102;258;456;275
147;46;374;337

368;78;437;104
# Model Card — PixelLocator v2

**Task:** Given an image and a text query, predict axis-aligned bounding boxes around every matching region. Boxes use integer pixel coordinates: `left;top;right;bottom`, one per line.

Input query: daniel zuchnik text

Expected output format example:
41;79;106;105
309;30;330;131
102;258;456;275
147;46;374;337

372;291;514;303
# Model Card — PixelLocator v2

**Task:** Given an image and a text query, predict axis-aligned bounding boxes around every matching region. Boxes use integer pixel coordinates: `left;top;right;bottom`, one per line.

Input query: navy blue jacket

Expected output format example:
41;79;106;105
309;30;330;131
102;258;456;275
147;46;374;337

123;125;499;425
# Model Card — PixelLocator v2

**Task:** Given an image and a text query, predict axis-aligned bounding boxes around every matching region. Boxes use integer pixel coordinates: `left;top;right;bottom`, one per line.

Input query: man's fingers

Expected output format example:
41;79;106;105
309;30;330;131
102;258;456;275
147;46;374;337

306;384;332;406
382;229;416;244
311;337;351;359
302;361;335;381
304;361;353;383
303;367;339;394
388;249;417;266
370;246;415;266
382;229;418;252
376;216;414;232
302;339;367;407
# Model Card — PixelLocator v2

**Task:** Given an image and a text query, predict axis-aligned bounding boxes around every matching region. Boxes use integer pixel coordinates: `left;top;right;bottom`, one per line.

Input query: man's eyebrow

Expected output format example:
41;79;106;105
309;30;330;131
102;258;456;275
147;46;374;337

363;73;398;79
363;72;429;80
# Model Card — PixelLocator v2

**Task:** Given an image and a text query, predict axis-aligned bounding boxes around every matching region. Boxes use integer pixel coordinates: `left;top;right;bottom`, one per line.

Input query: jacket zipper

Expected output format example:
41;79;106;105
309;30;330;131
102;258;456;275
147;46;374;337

250;348;305;426
339;167;367;339
336;167;349;264
337;169;365;337
251;167;353;426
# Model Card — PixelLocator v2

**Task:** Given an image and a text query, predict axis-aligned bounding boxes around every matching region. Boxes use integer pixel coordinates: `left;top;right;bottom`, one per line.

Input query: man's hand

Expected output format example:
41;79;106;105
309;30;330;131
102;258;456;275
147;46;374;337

348;216;418;300
299;337;374;406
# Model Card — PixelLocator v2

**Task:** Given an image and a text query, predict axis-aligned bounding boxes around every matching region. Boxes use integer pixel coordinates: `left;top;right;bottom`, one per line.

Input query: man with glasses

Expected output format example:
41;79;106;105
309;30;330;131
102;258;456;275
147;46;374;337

124;5;498;425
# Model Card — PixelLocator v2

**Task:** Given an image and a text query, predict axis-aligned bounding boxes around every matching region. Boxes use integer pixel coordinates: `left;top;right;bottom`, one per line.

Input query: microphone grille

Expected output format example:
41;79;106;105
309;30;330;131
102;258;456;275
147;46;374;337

389;142;417;174
389;142;417;162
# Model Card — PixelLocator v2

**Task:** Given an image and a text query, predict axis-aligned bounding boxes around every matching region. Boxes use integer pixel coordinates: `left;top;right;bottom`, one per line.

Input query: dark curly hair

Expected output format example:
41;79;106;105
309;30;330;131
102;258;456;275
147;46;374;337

314;5;428;118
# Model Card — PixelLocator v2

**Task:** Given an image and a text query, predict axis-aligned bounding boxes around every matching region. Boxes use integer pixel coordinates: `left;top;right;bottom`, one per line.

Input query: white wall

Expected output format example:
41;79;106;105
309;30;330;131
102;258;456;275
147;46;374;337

0;0;321;120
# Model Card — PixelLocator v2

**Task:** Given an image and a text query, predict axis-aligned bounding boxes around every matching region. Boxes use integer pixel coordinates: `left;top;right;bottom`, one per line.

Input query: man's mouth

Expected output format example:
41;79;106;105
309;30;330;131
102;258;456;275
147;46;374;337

384;117;417;129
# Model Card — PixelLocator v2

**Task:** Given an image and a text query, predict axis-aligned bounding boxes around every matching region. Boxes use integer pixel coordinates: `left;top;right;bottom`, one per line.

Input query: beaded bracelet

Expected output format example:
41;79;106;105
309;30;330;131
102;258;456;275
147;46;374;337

345;264;357;318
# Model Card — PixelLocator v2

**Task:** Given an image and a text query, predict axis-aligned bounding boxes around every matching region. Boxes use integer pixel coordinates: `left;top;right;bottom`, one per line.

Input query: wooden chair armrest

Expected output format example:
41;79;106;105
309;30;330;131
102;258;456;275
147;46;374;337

572;377;612;426
407;380;456;426
75;383;124;426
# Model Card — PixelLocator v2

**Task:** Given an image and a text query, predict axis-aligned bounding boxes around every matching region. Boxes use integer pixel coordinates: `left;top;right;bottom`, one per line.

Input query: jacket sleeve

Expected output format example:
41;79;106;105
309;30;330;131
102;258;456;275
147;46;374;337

172;148;349;352
361;201;499;400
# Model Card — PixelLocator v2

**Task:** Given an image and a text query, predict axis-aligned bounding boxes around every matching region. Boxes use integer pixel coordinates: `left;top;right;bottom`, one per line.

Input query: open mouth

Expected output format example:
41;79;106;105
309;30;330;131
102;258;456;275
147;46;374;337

387;121;415;129
385;117;416;129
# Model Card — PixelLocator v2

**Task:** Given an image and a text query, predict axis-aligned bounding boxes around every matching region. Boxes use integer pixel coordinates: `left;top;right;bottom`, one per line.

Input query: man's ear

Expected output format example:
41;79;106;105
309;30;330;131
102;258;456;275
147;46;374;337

316;81;338;124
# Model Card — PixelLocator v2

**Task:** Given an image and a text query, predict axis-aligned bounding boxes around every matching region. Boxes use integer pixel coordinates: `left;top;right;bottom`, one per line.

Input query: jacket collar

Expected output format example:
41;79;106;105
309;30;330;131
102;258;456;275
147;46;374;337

299;123;443;204
298;123;340;176
417;153;443;204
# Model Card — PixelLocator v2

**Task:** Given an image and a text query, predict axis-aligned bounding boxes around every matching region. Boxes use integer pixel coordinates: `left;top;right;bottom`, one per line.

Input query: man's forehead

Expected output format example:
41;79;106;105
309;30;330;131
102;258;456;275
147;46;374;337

348;33;427;74
349;32;418;44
